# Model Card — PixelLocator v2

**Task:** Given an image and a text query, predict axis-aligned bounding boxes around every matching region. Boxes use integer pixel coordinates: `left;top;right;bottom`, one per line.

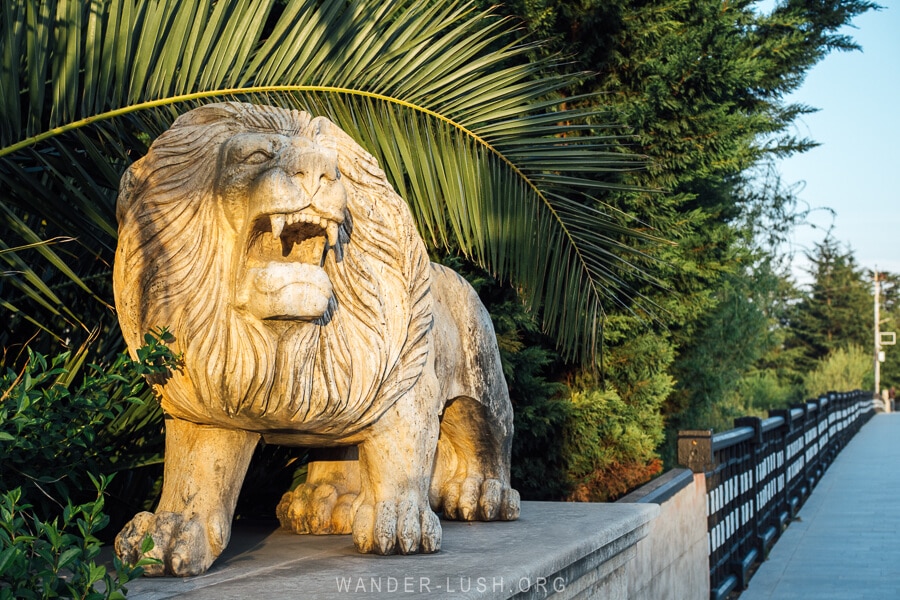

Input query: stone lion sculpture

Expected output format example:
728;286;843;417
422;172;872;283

112;102;520;576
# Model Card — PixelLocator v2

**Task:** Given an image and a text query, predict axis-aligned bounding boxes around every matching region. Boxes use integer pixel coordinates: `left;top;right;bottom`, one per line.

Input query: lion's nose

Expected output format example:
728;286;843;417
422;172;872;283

297;154;337;180
273;142;346;220
288;145;339;189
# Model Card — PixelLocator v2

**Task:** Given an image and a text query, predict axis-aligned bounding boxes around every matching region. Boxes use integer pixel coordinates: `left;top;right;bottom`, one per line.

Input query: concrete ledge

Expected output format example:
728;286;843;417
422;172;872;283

617;468;694;505
123;501;657;600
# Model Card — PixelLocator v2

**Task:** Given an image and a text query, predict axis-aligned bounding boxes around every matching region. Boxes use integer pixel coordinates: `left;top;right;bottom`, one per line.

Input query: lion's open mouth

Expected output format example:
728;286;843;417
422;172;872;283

249;210;340;267
238;209;342;321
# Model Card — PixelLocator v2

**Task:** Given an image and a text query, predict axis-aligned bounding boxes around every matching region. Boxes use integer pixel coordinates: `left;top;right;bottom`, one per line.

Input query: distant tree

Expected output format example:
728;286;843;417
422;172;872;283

665;253;804;434
787;238;872;372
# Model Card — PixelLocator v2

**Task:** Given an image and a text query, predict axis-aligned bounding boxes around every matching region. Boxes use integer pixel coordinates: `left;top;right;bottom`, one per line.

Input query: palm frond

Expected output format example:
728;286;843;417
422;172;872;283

0;0;661;361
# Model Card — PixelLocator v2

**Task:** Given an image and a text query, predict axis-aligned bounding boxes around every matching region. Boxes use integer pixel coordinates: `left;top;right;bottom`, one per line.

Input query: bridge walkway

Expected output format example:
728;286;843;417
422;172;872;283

742;412;900;599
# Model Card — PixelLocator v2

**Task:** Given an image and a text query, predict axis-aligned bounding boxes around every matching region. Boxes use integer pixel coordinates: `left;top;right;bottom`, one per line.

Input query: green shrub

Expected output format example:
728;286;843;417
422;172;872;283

0;475;153;600
563;384;664;502
803;344;872;397
563;321;671;500
0;330;176;523
732;371;798;417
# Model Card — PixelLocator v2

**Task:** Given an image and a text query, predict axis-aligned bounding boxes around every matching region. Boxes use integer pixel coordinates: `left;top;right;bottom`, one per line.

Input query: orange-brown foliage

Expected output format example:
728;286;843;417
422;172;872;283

566;458;663;502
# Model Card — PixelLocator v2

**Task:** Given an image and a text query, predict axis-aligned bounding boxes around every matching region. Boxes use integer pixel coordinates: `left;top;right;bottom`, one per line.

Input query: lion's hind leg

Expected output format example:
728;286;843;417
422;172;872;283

276;447;359;535
428;264;520;523
431;396;520;522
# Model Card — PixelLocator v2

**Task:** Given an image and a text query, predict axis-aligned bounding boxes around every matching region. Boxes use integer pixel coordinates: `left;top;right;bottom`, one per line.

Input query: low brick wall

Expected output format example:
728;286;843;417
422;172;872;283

618;469;709;600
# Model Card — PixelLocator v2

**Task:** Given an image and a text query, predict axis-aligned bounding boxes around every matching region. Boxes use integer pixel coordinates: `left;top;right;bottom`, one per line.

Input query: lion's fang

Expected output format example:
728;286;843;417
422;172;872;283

326;222;339;249
271;214;286;239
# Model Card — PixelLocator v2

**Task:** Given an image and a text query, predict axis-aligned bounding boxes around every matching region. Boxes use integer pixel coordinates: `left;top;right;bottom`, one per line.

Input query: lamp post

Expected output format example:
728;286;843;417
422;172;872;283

875;270;881;400
875;270;897;407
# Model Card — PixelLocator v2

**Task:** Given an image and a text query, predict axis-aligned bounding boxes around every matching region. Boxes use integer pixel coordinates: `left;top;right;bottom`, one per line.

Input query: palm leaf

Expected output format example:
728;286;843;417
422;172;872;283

0;0;660;362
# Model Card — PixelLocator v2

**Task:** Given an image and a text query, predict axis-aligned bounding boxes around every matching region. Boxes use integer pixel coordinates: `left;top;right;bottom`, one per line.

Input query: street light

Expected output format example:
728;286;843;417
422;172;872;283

875;270;880;399
874;270;896;404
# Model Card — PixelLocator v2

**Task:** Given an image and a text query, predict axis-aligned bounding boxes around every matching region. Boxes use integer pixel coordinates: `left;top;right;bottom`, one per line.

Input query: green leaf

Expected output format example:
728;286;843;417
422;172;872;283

57;547;82;569
0;547;18;574
88;561;107;583
140;533;155;554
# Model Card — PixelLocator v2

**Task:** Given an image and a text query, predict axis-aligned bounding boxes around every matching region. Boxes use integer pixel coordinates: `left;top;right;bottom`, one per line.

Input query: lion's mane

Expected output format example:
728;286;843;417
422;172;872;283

114;102;432;436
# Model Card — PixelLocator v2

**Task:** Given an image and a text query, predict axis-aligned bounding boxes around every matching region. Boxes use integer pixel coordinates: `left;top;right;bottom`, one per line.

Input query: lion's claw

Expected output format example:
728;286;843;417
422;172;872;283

115;511;219;577
352;494;441;555
396;497;422;554
441;477;520;522
277;483;356;535
478;478;502;520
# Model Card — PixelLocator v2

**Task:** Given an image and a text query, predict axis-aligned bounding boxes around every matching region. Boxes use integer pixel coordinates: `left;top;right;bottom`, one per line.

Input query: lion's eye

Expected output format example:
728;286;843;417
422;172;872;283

241;149;274;165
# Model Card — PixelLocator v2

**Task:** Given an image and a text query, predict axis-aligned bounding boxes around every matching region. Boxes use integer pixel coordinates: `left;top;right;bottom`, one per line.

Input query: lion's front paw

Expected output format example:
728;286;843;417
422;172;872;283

115;510;227;577
276;483;357;535
440;477;520;522
352;492;441;555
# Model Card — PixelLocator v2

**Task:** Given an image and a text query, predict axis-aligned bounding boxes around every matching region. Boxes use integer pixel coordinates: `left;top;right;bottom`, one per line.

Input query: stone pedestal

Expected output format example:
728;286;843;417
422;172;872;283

122;501;657;599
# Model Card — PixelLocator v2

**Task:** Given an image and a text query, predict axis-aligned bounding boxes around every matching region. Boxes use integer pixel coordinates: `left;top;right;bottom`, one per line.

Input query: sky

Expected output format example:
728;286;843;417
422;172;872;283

774;0;900;284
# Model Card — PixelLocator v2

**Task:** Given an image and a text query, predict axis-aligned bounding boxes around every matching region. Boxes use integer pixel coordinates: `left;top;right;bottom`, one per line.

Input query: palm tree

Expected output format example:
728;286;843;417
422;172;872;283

0;0;656;363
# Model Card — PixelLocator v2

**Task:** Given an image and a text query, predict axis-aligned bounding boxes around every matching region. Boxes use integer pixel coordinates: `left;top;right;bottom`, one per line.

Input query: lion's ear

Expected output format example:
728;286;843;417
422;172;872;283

116;164;139;221
308;117;352;157
308;116;340;140
172;102;245;128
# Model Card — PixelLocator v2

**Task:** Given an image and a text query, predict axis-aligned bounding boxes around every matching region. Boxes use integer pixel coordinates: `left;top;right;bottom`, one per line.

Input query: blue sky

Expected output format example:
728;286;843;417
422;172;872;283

774;0;900;283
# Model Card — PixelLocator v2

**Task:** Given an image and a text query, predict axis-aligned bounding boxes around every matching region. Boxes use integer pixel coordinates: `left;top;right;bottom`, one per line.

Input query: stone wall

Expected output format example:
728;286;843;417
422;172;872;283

120;501;659;600
618;468;709;600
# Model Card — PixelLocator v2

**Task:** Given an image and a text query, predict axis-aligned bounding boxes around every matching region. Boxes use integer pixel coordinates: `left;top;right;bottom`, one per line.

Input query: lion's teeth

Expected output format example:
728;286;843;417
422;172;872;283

270;214;286;238
326;222;339;248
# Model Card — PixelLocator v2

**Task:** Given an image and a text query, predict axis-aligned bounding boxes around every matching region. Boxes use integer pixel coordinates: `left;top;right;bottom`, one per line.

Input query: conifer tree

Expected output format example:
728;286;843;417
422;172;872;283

787;238;872;373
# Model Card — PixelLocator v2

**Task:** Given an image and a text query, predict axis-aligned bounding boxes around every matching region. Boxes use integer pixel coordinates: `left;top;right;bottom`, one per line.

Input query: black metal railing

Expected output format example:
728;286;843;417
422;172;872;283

677;390;875;600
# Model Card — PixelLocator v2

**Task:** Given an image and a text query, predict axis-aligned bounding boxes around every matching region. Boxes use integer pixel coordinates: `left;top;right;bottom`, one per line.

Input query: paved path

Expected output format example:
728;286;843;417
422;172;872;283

742;413;900;600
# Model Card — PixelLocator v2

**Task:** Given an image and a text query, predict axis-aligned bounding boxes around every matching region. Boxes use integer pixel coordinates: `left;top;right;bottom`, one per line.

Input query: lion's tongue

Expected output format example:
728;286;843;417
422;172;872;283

241;262;333;320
